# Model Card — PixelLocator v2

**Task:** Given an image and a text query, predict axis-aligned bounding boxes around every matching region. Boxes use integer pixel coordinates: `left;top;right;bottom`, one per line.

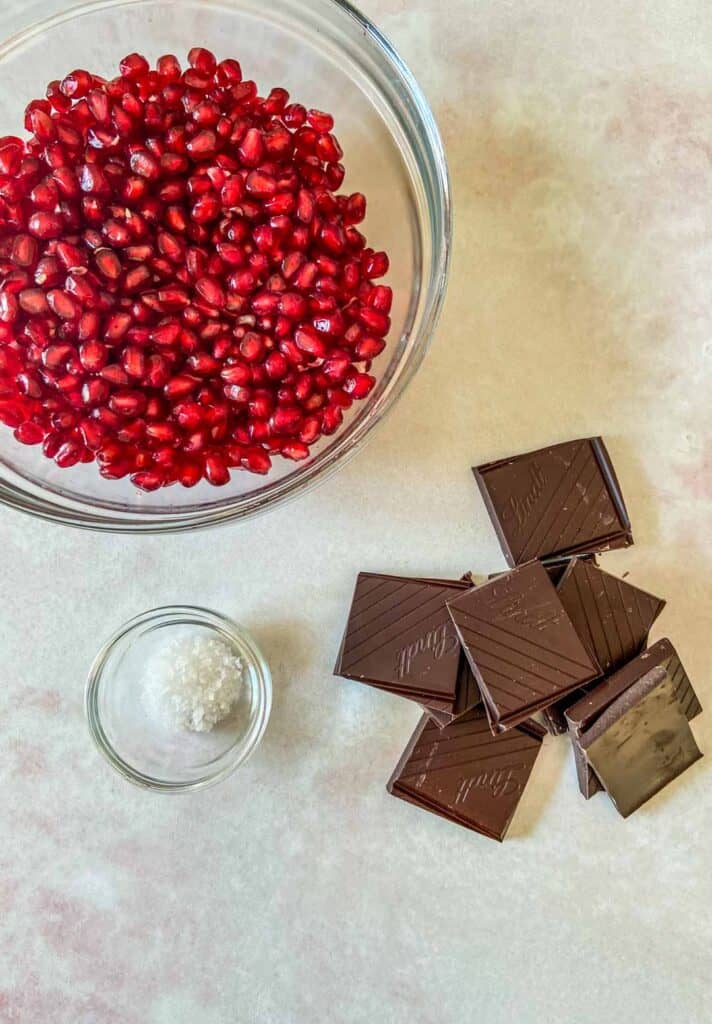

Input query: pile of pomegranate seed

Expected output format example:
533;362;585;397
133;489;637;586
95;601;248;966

0;49;391;490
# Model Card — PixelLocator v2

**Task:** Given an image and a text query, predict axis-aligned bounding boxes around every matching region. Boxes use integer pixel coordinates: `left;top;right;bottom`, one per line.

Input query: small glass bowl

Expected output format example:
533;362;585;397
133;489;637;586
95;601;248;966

85;605;272;792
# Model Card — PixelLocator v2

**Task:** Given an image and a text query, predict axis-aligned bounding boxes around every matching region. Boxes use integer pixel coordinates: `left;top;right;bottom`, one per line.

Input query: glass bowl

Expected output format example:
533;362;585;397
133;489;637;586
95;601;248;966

0;0;451;532
85;605;272;791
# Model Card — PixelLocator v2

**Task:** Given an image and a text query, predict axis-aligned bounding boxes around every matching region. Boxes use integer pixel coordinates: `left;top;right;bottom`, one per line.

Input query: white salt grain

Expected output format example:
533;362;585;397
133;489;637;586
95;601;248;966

141;633;244;733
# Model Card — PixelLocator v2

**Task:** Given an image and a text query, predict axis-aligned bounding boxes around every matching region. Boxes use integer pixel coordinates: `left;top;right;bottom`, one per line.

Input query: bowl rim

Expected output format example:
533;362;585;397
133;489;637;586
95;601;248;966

85;604;273;792
0;0;452;533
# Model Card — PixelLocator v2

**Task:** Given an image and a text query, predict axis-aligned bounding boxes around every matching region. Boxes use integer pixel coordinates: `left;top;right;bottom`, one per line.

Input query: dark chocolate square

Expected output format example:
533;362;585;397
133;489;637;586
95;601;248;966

566;638;702;799
557;559;665;674
334;574;468;702
541;560;666;736
447;561;601;732
387;708;544;841
473;437;633;567
579;665;702;817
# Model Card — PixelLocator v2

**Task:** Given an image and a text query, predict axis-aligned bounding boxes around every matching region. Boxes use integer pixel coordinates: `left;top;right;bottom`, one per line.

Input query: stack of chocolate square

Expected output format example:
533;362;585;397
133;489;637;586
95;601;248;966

334;437;703;841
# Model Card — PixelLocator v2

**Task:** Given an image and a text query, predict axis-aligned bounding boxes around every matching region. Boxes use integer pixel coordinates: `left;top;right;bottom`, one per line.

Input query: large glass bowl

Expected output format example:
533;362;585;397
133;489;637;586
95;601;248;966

0;0;451;532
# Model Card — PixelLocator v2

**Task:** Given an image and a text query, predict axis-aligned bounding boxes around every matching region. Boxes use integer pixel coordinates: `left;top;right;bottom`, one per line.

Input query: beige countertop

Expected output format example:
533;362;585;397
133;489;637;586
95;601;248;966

0;1;710;1021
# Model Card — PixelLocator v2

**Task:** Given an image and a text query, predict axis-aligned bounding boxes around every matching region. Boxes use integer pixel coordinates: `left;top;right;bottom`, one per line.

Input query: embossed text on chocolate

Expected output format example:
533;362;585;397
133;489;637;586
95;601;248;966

503;461;546;529
456;764;524;801
395;622;459;680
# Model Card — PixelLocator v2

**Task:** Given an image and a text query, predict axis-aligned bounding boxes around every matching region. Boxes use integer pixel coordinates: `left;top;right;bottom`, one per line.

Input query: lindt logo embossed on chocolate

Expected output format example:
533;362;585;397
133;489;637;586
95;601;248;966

456;764;524;802
502;462;546;529
395;622;459;680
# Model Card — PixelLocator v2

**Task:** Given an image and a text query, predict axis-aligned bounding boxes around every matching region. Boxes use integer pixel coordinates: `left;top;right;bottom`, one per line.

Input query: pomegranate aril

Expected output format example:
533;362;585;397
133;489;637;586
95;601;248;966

281;440;309;461
355;335;386;360
238;128;263;168
94;248;122;280
241;447;270;474
131;469;165;491
164;374;199;399
101;364;130;387
109;390;147;417
106;309;133;342
191;193;221;223
28;212;64;240
119;53;150;80
47;290;80;320
362;250;389;278
294;326;327;358
17;288;50;316
357;307;390;336
119;345;145;378
203;452;230;486
14;421;45;445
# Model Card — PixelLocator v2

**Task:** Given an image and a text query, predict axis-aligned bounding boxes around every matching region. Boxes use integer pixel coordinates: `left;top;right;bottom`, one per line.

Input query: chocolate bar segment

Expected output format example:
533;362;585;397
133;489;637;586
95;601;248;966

542;560;666;735
473;437;633;567
557;559;665;673
334;574;467;701
447;561;601;732
579;666;702;817
420;656;482;727
565;639;702;799
387;708;544;841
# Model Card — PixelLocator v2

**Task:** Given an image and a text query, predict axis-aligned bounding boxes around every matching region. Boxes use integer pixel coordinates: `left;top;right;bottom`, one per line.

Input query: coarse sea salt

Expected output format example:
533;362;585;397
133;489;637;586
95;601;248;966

141;633;245;733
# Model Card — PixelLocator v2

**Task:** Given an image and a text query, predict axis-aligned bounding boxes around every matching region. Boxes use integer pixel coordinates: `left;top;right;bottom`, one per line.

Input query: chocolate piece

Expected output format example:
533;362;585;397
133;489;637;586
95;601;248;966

541;560;665;735
387;708;544;841
334;574;468;701
420;656;482;727
473;437;633;567
488;553;597;589
557;559;665;673
447;561;601;732
579;666;702;817
566;639;702;798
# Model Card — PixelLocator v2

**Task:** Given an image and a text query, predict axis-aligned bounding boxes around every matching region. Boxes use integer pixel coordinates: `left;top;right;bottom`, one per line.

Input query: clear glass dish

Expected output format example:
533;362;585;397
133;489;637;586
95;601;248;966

0;0;451;532
85;605;272;791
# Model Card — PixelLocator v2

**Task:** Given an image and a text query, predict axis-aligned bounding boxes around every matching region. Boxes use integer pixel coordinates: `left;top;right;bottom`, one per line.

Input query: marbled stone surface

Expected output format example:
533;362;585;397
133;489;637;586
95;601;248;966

0;2;710;1022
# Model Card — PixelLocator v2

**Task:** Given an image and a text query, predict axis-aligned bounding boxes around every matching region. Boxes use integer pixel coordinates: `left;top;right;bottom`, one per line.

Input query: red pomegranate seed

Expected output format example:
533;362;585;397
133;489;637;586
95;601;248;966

363;250;389;278
130;469;165;491
119;53;150;79
191;193;221;223
120;345;145;378
186;130;217;158
294;326;327;358
164;374;199;400
357;307;390;336
105;312;132;341
60;69;92;98
94;248;122;280
79;341;109;372
368;285;393;313
14;421;45;445
79;418;105;449
27;212;64;240
46;289;79;320
54;439;83;468
243;447;271;474
129;149;160;180
203;451;230;485
195;276;225;307
307;109;334;133
281;440;309;461
245;171;277;198
238;128;263;167
109;390;146;416
101;364;130;387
